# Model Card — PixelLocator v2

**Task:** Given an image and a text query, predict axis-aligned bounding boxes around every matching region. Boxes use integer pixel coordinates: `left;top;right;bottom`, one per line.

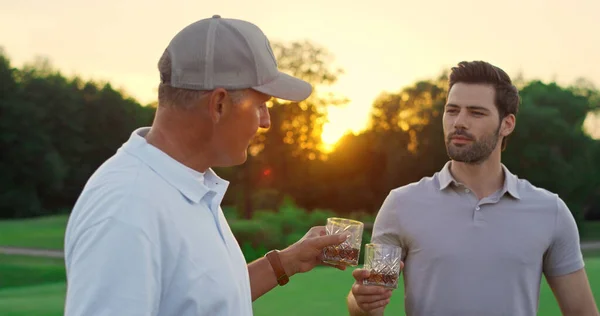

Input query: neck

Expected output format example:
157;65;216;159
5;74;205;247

145;107;213;173
449;151;504;199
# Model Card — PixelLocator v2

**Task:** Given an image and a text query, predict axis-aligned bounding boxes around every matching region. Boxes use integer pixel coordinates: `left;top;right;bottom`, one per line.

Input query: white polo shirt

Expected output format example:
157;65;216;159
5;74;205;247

64;127;253;316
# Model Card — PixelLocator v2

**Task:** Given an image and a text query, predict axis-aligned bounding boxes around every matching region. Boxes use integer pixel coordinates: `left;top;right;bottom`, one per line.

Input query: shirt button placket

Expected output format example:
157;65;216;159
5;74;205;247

473;205;484;222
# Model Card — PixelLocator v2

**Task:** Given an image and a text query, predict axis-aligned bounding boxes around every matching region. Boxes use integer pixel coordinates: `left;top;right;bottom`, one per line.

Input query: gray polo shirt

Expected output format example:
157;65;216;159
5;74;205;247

372;161;584;316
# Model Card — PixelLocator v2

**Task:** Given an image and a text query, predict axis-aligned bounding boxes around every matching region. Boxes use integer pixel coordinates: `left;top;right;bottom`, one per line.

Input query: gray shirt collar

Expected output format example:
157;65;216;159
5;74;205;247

438;161;521;199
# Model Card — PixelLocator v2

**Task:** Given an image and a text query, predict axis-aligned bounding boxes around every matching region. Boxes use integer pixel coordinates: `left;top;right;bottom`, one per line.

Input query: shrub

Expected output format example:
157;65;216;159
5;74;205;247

229;219;282;250
307;209;337;227
239;241;269;263
251;189;281;210
222;206;239;220
228;202;377;265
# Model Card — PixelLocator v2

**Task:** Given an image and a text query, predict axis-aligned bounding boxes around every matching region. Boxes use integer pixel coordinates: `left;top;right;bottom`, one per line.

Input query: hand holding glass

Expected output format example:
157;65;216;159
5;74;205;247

322;217;364;266
362;243;402;289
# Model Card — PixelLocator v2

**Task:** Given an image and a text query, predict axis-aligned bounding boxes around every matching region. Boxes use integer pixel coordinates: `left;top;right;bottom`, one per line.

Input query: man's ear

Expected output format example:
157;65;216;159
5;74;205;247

501;114;516;137
207;88;228;123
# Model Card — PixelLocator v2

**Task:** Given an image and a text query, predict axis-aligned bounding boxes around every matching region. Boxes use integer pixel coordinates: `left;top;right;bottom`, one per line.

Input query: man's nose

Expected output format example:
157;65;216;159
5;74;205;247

259;105;271;129
453;110;469;130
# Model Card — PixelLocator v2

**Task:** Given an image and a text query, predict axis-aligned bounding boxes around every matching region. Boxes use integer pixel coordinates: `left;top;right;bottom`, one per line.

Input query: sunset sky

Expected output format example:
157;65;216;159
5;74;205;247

1;0;599;145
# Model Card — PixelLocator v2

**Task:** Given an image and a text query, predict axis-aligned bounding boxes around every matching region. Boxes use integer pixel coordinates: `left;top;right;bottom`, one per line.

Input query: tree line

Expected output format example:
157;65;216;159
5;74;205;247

1;43;599;227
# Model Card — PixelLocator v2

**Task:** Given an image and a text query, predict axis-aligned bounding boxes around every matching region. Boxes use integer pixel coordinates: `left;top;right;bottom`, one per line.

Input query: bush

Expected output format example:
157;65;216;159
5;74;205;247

239;241;269;263
228;202;377;265
228;219;282;250
253;196;313;237
307;209;337;227
222;206;239;221
251;189;281;210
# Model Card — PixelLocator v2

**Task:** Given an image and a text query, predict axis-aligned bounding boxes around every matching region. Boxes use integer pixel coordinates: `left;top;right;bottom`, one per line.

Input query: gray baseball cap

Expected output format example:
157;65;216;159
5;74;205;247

164;15;312;102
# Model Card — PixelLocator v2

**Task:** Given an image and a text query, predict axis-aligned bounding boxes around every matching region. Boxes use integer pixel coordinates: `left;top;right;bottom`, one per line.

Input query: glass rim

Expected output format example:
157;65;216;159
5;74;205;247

365;243;402;251
327;217;364;226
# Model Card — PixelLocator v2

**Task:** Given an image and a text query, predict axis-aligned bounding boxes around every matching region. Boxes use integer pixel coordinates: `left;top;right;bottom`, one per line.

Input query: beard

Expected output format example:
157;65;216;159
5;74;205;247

445;125;500;164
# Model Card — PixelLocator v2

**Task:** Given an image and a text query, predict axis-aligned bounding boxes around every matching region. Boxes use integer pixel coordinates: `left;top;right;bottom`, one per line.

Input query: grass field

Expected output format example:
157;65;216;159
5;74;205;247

0;215;68;250
1;253;599;315
1;214;599;251
0;256;65;289
0;215;598;315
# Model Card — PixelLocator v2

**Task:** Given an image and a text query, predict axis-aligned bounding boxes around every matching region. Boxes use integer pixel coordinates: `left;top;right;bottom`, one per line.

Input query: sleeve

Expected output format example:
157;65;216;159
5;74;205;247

64;217;161;316
542;196;585;277
371;190;402;248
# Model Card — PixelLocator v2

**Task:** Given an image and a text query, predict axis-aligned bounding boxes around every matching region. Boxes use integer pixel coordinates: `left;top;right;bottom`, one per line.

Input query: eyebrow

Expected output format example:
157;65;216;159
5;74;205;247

445;103;491;113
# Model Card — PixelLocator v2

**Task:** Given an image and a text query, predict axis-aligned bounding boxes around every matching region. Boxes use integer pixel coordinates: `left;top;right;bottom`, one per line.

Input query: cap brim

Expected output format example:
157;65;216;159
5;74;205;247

252;72;312;102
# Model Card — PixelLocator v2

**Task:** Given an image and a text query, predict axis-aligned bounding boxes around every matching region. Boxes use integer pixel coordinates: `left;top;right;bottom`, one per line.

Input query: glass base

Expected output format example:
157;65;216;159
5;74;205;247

362;272;399;289
322;258;358;267
362;280;398;289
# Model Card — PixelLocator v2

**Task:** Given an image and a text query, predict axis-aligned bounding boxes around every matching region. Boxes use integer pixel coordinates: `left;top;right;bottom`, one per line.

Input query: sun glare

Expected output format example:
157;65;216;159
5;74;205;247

319;104;369;152
320;122;348;152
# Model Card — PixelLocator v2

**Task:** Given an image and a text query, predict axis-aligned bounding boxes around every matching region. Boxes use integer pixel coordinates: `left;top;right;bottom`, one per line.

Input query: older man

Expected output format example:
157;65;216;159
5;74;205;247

64;15;346;316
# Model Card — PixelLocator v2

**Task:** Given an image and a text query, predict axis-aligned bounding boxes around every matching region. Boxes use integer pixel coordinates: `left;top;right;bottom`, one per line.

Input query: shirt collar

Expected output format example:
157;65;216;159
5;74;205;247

501;164;520;199
437;161;520;199
119;127;229;204
438;161;455;191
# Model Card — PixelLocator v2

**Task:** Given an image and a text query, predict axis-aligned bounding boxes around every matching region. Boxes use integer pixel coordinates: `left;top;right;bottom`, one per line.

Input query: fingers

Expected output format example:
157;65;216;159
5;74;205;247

351;269;393;311
310;232;349;249
352;284;392;304
320;261;347;270
307;226;351;249
357;297;391;312
352;268;370;281
352;283;393;311
352;282;390;296
330;263;348;271
308;226;326;236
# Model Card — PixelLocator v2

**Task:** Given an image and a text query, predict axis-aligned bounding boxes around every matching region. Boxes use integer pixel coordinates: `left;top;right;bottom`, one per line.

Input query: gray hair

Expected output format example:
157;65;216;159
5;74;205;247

157;50;246;108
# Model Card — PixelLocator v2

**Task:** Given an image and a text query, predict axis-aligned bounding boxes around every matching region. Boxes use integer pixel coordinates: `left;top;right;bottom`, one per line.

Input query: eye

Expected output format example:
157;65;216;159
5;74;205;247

471;111;484;116
445;108;458;114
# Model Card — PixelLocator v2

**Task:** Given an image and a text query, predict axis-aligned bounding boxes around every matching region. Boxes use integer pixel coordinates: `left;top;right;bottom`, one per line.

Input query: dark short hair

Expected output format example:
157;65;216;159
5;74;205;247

448;61;520;150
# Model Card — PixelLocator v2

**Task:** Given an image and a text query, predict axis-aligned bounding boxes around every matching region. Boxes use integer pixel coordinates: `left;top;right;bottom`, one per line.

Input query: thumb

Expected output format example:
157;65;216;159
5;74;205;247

352;268;370;281
312;233;349;249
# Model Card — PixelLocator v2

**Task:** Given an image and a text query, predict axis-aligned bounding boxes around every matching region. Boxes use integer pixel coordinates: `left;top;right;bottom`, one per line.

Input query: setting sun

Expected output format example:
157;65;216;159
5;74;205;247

320;105;366;152
320;122;346;152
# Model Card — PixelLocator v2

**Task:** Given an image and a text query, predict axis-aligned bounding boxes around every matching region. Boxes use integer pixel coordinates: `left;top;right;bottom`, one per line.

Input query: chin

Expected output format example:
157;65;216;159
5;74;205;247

230;152;248;166
213;152;248;168
236;155;248;165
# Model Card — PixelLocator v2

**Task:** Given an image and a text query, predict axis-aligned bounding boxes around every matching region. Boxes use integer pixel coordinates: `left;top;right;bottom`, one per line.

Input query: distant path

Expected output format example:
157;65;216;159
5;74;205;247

0;247;64;258
581;241;600;251
1;242;600;259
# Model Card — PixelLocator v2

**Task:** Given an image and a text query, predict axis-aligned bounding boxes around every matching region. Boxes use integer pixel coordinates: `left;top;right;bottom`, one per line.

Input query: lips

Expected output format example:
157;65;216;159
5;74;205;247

451;136;472;141
450;135;473;144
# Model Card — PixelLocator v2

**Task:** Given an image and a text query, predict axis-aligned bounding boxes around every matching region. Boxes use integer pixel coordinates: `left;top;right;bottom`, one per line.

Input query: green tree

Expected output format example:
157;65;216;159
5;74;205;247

234;40;348;218
0;52;154;218
364;75;449;205
504;81;600;222
0;53;66;217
